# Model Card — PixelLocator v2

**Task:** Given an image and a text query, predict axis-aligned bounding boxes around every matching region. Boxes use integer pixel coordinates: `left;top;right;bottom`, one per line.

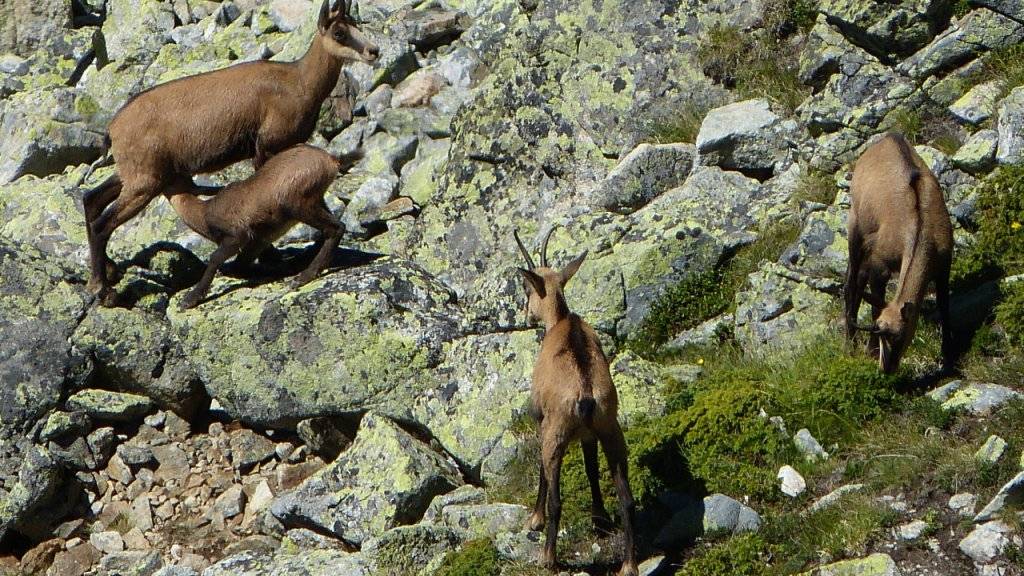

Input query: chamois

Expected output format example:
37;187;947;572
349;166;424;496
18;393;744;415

82;0;378;302
514;228;638;576
844;133;954;374
166;144;360;310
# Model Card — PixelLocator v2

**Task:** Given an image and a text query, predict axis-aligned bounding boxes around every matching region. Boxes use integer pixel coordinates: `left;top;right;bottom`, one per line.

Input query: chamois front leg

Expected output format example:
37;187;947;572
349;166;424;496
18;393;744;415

844;229;866;340
601;425;638;576
583;438;613;533
526;458;548;532
180;237;243;310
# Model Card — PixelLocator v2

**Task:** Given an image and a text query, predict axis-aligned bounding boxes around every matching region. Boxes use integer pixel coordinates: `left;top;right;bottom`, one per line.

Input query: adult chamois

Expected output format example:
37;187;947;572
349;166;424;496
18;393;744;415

514;228;638;576
166;144;360;310
82;0;378;303
845;133;954;374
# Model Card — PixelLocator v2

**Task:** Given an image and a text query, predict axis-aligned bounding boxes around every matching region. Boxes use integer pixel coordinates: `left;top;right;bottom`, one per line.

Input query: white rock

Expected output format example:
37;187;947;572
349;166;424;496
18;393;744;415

896;519;929;541
959;520;1012;564
793;428;829;462
268;0;313;32
950;80;1004;125
778;465;806;498
949;493;978;518
975;435;1008;465
89;530;125;555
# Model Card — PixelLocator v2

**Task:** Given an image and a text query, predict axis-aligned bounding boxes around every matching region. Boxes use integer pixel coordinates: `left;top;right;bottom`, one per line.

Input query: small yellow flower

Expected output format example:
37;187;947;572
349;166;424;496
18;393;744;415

697;358;705;365
1013;221;1022;231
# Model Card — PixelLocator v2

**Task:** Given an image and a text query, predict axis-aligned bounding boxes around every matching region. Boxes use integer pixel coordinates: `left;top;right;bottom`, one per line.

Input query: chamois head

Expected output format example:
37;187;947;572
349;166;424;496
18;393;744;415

317;0;379;62
513;227;587;327
873;301;917;374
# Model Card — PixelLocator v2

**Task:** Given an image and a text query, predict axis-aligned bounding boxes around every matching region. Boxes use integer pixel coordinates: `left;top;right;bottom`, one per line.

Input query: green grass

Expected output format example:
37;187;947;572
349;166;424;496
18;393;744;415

697;24;810;114
979;44;1024;100
792;169;837;206
435;539;501;576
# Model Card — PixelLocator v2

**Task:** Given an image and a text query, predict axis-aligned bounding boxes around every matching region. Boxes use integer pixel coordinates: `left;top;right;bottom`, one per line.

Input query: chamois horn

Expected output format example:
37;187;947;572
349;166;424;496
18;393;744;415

539;225;557;268
514;230;537;271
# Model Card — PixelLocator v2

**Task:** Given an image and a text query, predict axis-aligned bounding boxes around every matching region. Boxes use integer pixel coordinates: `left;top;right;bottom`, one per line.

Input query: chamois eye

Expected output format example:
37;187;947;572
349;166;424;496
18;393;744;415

334;29;348;41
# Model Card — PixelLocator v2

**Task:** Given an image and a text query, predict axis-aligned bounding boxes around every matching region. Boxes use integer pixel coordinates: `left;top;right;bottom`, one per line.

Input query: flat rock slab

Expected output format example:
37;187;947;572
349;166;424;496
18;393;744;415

66;389;154;423
271;412;462;546
799;553;902;575
927;380;1022;415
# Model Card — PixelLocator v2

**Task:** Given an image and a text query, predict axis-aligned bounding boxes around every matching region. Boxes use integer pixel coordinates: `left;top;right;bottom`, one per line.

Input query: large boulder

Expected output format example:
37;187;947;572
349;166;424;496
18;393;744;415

102;0;178;64
899;9;1024;80
589;143;696;214
799;553;903;576
696;99;801;177
817;0;949;58
0;0;73;56
168;256;463;429
997;86;1024;165
270;412;462;546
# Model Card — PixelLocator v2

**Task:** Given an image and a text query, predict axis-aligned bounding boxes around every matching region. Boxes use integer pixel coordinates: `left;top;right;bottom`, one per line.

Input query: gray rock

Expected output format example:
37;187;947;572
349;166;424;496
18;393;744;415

296;417;355;461
734;263;837;356
154;568;199;576
39;411;92;442
896;519;929;541
697;99;799;176
976;435;1008;465
493;530;543;563
817;0;946;58
900;9;1024;80
973;0;1024;22
0;0;73;56
362;524;463;575
975;471;1024;522
116;444;157;469
800;553;902;575
949;492;978;518
794;429;829;462
638;555;666;576
590;143;696;213
778;465;806;497
66;390;154;423
99;550;163;575
212;485;247;520
202;549;368;575
926;380;1022;415
437;47;486;90
422;485;487;524
952;129;999;174
90;530;126;555
806;484;864;514
268;0;312;32
0;54;28;75
658;493;761;547
438;503;529;539
281;528;349;551
662;314;734;352
950;80;1004;125
997;86;1024;165
229;429;277;472
270;412;462;546
959;520;1013;564
0;89;106;184
102;0;177;63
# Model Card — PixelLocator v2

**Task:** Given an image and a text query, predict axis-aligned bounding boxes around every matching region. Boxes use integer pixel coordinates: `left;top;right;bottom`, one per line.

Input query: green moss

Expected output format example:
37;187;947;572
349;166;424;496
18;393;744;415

74;94;101;119
679;533;778;576
996;282;1024;348
434;539;501;576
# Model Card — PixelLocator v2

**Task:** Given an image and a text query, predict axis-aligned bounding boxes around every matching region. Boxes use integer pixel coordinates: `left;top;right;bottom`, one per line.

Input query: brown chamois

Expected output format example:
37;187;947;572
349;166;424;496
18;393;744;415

166;144;360;310
844;133;954;374
82;0;378;302
514;228;638;576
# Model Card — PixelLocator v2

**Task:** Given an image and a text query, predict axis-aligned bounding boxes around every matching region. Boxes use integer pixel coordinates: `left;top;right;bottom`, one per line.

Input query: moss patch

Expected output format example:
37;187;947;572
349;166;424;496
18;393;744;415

435;539;501;576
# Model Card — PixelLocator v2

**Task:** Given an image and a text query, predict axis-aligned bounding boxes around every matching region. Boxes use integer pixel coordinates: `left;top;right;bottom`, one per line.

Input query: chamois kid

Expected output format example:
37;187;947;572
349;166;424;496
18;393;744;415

845;133;954;373
514;228;638;576
83;0;378;302
166;144;359;310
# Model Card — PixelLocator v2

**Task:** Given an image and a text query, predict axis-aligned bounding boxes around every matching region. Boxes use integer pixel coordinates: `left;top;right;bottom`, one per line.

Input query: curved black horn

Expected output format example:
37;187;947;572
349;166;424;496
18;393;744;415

539;225;557;268
513;230;536;270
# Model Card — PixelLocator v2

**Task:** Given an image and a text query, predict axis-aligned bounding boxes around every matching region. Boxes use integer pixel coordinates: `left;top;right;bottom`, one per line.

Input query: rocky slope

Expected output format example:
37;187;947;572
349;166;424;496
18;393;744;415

1;0;1024;575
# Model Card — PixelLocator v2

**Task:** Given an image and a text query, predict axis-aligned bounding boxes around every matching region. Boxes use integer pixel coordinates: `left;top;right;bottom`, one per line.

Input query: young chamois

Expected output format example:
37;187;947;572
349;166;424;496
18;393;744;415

845;133;954;374
514;228;638;576
166;144;360;310
83;0;378;302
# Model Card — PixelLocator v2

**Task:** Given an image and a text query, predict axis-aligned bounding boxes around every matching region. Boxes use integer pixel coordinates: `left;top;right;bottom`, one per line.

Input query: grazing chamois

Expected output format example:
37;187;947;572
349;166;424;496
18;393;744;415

166;144;360;310
844;133;954;373
83;0;378;302
514;228;638;576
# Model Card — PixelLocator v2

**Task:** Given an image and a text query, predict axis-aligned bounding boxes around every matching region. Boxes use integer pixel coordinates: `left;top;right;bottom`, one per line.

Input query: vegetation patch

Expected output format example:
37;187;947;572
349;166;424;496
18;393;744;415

435;539;501;576
679;533;778;576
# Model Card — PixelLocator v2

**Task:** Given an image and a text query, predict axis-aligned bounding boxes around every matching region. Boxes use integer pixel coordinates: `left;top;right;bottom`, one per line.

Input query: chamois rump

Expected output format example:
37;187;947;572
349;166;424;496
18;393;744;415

845;133;954;374
166;144;360;310
82;0;378;303
514;228;638;576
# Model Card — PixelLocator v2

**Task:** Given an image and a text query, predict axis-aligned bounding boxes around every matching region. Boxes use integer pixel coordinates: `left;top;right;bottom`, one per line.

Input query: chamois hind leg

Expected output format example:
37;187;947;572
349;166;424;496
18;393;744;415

526;458;548;532
179;237;244;310
599;425;638;576
83;174;123;290
936;258;954;372
582;437;613;533
292;201;342;287
540;423;568;570
88;178;161;302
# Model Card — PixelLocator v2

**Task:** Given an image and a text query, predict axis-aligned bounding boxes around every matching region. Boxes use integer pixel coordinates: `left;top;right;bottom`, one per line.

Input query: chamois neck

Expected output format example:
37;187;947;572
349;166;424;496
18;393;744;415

542;294;572;332
166;194;215;241
297;37;344;101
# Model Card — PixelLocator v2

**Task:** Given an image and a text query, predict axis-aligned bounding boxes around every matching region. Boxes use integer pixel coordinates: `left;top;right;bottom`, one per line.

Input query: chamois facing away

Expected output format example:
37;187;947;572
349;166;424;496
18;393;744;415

514;228;638;576
845;133;954;374
166;144;360;310
83;0;378;303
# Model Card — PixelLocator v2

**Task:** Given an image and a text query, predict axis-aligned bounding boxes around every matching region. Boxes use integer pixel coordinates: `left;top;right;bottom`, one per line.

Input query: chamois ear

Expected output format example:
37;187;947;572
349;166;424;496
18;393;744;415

900;301;916;321
517;268;546;299
317;0;331;31
560;251;587;287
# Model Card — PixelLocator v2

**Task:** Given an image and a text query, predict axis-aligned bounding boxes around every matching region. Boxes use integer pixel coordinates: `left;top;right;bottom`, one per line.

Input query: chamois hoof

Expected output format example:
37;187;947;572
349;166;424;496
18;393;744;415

617;564;639;576
290;274;316;289
525;512;545;532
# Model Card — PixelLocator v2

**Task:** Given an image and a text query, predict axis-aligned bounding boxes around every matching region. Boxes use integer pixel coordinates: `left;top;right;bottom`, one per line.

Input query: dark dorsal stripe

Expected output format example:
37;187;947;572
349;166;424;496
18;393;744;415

559;313;593;394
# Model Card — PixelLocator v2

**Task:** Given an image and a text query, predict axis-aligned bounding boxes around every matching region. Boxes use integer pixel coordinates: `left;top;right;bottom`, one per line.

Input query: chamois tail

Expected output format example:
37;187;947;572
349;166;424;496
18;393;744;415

576;397;596;426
